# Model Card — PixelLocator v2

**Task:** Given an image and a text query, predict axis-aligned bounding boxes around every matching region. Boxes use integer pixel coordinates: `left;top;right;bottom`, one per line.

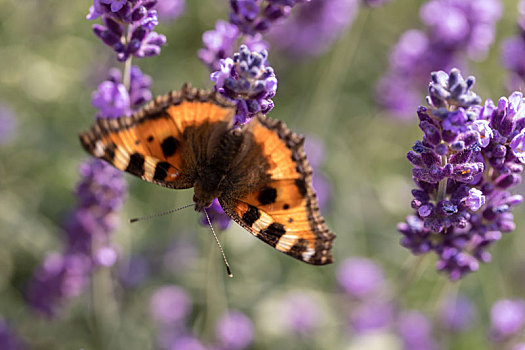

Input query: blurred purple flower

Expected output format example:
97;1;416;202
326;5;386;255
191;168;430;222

229;0;311;36
281;292;320;334
211;45;277;125
119;255;150;287
513;343;525;350
397;311;438;350
92;65;152;118
0;318;25;350
266;0;358;57
199;20;240;72
156;0;185;21
150;285;192;325
398;69;525;280
200;198;231;230
490;299;525;341
27;252;91;316
215;310;254;350
162;238;199;276
170;336;207;350
336;258;384;298
0;103;16;145
349;301;393;334
92;80;130;118
304;137;333;211
438;295;475;332
27;158;127;316
378;0;501;118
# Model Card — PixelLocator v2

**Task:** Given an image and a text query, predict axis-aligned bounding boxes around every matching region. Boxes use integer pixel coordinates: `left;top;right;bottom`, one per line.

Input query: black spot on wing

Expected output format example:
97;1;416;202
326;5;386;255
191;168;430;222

147;135;154;142
104;142;117;161
126;153;145;176
295;179;307;197
153;161;171;181
260;223;286;247
161;136;180;157
283;203;290;210
288;238;308;257
242;205;260;227
257;187;277;205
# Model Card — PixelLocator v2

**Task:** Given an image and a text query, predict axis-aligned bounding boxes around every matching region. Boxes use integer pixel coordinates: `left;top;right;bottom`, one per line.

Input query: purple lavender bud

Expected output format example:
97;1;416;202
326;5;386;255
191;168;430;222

494;173;521;189
449;148;472;164
464;188;485;211
407;151;424;167
216;310;254;350
418;204;433;217
429;69;482;110
336;258;385;298
100;0;127;12
150;285;192;325
200;198;231;230
490;299;525;340
439;295;475;332
510;129;525;163
91;80;131;118
134;31;166;58
156;0;185;21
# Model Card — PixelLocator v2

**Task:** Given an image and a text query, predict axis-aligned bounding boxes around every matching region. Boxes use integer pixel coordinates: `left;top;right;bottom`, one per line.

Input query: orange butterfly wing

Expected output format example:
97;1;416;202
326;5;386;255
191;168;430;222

220;114;335;265
79;84;236;188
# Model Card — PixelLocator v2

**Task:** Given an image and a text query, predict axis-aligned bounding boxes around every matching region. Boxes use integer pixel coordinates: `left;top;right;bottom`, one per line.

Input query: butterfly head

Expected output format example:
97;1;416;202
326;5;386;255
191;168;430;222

193;180;222;212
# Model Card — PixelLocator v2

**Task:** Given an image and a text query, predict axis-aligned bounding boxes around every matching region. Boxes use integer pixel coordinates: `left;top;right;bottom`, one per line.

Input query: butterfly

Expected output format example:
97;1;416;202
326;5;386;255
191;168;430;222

79;84;335;265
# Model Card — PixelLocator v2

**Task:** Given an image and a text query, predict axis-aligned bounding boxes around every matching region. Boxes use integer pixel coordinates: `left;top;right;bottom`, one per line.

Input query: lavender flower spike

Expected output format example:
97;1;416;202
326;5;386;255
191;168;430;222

398;68;525;280
88;0;167;61
211;45;277;125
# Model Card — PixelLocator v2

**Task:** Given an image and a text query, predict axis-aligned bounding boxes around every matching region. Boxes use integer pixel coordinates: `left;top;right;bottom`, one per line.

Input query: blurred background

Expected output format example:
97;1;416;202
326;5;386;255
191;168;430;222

1;0;525;349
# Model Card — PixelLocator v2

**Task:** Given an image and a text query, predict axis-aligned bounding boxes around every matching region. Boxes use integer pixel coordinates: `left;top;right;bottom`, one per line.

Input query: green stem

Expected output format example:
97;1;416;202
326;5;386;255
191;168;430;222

122;23;132;91
123;57;132;91
436;154;448;201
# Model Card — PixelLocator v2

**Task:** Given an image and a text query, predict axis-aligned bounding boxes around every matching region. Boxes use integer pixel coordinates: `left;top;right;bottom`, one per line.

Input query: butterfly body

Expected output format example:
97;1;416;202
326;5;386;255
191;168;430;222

80;84;335;265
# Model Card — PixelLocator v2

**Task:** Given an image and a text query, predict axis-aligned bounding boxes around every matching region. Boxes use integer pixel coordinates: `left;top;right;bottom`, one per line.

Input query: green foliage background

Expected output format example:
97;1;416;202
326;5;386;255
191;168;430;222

1;0;525;349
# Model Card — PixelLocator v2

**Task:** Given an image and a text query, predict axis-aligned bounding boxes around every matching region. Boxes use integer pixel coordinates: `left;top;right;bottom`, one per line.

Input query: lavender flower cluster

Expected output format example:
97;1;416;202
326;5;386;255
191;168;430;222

211;44;277;125
92;66;152;118
377;0;502;118
229;0;310;36
88;0;166;61
27;159;127;316
398;68;525;280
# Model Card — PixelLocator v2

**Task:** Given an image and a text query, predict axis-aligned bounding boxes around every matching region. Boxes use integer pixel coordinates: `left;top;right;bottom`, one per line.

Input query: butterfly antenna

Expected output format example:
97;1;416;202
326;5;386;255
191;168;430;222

204;208;233;278
129;203;195;223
